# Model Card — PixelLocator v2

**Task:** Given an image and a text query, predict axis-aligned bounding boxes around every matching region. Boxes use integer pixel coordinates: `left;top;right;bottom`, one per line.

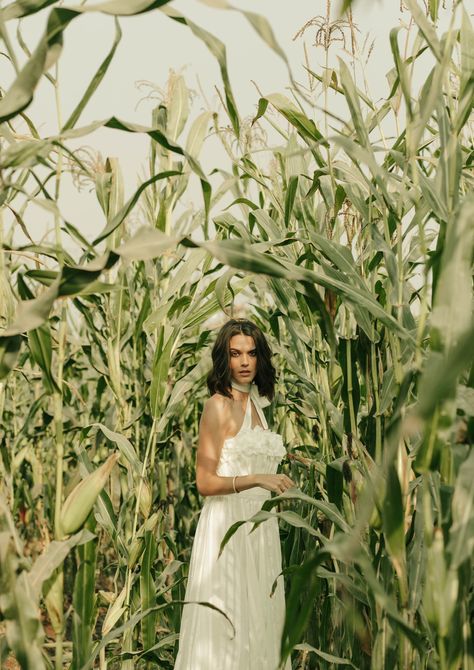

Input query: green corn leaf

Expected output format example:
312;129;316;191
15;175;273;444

94;423;142;475
195;237;410;339
3;114;212;224
140;531;158;651
62;19;122;131
0;0;174;123
198;238;288;277
0;276;60;337
102;586;127;635
389;27;413;120
252;97;269;125
88;0;173;15
338;58;371;147
185;111;213;157
404;0;442;62
353;553;426;651
429;0;438;22
280;551;326;664
114;226;181;261
150;324;173;418
262;488;350;532
2;0;57;20
27;324;59;394
0;37;51;123
165;72;190;142
0;334;22;379
28;529;95;601
0;252;122;340
93;171;181;245
18;271;57;393
338;338;360;435
80;601;234;670
0;553;47;670
163;6;239;137
304;64;375;109
332;135;395;212
198;0;300;95
261;92;326;167
447;448;474;570
71;517;98;670
423;528;457;637
284;175;298;226
219;509;324;558
215;268;236;313
410;31;457;154
294;643;357;667
122;633;179;661
431;195;474;351
382;464;405;566
308;233;359;282
266;93;323;144
456;11;474;134
459;9;474;95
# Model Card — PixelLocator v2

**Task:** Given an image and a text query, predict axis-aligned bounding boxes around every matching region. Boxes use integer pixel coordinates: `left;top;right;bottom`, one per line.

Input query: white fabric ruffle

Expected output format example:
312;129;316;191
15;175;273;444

219;427;286;465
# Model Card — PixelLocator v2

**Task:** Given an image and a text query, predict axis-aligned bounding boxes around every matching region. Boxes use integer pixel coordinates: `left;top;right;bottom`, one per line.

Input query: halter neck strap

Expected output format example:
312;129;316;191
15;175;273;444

231;381;270;429
231;380;251;394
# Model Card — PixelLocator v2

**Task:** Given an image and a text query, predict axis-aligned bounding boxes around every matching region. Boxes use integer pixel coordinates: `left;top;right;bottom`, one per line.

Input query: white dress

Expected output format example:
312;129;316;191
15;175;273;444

174;393;291;670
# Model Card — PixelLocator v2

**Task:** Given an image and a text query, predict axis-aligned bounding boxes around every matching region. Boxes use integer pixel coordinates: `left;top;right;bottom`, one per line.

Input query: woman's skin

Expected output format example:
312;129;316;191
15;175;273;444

196;333;296;497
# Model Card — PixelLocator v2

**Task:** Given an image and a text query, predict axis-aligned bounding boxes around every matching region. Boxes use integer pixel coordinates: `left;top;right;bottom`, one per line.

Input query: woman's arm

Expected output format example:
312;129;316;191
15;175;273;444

195;396;257;496
195;395;295;497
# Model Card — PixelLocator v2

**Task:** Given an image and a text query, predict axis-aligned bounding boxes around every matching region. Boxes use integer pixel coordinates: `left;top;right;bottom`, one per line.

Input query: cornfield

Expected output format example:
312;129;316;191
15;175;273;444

0;0;473;668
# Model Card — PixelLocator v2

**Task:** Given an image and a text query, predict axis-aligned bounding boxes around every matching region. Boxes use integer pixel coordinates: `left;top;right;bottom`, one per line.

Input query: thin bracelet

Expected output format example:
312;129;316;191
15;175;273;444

232;475;239;494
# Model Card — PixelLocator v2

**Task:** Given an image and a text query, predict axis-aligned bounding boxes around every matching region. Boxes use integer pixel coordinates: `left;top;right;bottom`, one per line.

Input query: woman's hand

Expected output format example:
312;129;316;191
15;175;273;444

256;474;296;495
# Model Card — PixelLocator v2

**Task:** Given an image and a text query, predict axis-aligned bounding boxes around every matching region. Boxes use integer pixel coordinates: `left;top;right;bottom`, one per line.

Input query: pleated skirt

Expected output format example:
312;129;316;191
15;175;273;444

174;490;291;670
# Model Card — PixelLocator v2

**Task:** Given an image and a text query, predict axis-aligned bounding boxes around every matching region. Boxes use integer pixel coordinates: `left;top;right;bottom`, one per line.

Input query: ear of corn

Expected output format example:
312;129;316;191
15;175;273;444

138;479;153;519
59;453;119;537
43;568;64;635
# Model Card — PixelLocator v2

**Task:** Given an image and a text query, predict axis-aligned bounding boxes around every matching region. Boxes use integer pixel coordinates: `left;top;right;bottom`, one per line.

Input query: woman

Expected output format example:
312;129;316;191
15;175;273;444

174;318;295;670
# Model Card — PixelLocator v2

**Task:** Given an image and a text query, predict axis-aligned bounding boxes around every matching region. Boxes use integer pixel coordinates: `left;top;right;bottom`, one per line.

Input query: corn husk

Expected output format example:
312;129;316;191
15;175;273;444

138;479;152;519
59;453;119;536
127;536;145;569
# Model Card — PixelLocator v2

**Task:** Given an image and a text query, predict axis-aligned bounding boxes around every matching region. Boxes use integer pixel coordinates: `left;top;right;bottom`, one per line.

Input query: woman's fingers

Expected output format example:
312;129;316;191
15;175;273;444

266;474;296;494
276;475;295;493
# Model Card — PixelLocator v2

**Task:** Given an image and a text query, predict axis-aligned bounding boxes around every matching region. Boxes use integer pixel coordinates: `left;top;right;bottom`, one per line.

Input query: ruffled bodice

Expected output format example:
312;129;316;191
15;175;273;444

217;427;286;476
216;393;287;478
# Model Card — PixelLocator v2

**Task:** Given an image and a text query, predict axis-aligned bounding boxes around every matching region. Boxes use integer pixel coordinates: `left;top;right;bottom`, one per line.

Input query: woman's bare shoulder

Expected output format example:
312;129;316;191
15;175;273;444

202;393;233;423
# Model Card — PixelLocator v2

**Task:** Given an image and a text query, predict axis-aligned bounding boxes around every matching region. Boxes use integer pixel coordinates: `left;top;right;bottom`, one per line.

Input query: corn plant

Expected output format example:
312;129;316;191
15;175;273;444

211;2;474;668
0;0;473;669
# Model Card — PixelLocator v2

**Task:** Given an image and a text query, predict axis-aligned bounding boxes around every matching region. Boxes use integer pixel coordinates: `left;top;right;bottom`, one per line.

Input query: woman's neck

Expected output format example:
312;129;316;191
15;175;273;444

231;380;251;394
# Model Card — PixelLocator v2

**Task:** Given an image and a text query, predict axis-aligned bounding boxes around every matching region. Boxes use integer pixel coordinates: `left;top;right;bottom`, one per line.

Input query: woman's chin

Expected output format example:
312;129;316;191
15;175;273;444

234;373;254;382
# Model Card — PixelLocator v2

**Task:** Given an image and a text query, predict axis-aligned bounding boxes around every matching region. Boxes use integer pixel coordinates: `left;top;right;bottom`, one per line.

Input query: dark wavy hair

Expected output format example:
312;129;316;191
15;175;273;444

207;319;276;400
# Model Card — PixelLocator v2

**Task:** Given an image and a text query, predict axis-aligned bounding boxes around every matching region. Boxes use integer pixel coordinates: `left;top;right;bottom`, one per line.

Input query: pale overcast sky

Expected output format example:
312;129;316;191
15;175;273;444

7;0;456;248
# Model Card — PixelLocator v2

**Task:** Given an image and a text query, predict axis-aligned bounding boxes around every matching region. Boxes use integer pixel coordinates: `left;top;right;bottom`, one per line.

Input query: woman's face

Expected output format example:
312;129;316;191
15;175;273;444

229;334;257;384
